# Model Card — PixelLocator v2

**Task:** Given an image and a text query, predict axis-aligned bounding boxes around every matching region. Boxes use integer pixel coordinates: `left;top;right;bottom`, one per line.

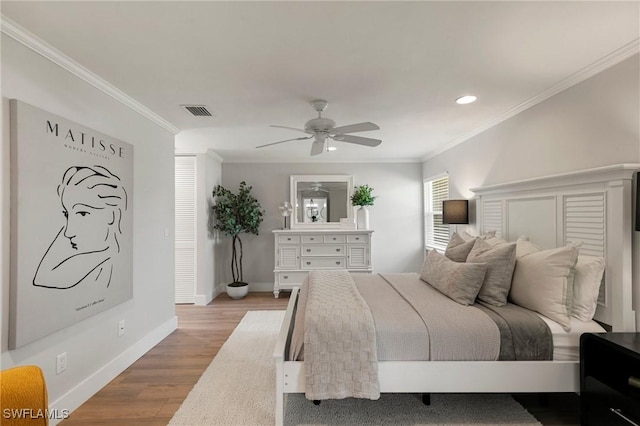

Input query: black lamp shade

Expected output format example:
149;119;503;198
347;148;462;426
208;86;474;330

442;200;469;225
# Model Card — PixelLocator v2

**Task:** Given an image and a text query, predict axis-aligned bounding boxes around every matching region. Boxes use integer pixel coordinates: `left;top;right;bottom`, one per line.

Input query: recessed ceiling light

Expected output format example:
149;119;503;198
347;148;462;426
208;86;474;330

455;95;477;105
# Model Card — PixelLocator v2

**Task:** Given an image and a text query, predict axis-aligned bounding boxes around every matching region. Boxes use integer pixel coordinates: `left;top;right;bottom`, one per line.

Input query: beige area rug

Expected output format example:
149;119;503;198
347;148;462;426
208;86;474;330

169;310;542;426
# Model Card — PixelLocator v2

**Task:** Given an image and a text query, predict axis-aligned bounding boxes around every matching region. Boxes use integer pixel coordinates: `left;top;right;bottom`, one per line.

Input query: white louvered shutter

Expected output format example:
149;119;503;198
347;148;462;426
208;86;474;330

175;156;196;304
424;175;450;250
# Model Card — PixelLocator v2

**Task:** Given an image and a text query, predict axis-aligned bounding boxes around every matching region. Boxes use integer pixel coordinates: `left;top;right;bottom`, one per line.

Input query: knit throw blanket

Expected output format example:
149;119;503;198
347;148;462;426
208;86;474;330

303;270;380;401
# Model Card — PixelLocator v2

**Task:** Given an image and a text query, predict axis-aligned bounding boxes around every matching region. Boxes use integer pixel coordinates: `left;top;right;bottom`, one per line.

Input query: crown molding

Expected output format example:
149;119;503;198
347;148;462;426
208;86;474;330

421;38;640;163
1;15;181;135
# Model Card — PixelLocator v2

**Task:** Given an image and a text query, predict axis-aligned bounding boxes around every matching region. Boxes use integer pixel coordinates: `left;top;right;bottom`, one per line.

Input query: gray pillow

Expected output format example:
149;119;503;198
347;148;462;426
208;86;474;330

466;239;517;306
445;233;476;262
420;249;487;306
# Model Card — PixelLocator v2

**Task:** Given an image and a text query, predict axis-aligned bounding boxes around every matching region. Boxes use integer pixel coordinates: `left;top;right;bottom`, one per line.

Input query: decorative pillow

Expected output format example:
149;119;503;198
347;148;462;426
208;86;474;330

572;255;605;322
515;235;542;257
482;234;509;248
460;230;477;241
466;239;517;306
420;250;487;306
461;230;496;241
509;245;580;331
445;233;476;262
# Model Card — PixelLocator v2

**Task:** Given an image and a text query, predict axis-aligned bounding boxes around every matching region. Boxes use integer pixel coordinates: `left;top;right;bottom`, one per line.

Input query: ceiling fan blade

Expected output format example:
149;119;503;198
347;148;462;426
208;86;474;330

270;125;309;134
331;122;380;134
256;136;313;149
310;140;325;156
336;134;382;147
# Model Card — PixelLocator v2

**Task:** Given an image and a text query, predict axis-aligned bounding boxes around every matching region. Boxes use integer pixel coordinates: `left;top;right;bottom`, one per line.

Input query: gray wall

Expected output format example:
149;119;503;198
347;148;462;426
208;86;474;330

219;162;424;289
423;55;640;196
1;35;176;410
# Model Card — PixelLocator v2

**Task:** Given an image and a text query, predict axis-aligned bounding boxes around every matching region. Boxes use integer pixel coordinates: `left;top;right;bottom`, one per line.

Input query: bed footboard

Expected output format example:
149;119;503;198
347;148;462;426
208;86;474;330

273;287;299;426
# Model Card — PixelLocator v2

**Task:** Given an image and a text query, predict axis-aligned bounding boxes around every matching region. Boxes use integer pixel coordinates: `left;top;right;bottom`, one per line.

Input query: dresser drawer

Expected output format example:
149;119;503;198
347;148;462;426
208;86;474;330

301;257;346;269
302;244;345;256
324;234;346;243
301;235;322;243
347;234;369;244
276;271;308;285
278;235;300;244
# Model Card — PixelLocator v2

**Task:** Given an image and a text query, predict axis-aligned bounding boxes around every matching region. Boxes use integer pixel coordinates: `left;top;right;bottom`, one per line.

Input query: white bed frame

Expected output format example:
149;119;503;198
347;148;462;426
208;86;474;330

273;164;639;426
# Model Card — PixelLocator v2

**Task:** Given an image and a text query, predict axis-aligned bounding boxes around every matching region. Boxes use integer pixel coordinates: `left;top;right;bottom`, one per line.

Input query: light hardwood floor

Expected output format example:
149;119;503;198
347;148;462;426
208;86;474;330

61;292;580;426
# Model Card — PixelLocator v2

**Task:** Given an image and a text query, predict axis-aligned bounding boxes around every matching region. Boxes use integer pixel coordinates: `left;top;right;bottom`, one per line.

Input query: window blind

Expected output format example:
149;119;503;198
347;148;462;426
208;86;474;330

424;175;450;250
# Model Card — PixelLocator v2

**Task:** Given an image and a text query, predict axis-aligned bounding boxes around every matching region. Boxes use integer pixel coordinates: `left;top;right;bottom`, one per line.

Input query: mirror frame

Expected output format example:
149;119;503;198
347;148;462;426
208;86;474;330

290;174;354;229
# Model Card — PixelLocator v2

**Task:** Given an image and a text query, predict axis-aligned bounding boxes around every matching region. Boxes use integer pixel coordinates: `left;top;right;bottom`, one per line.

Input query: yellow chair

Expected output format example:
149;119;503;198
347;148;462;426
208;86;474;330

0;365;48;425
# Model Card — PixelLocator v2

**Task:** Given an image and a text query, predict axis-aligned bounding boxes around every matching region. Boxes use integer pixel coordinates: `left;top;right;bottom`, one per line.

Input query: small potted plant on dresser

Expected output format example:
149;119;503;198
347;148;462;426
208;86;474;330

351;184;376;230
211;181;264;299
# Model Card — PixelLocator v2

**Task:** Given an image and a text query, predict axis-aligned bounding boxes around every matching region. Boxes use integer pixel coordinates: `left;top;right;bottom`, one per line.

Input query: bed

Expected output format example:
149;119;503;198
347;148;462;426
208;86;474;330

273;164;639;426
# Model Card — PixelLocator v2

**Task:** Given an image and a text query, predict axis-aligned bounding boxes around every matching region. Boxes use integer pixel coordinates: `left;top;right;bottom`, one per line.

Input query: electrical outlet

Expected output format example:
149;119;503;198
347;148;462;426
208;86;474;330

56;352;67;375
118;320;126;337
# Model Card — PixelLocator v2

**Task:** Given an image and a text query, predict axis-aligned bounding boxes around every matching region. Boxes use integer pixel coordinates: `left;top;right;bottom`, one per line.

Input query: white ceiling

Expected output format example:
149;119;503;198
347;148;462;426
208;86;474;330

2;1;639;162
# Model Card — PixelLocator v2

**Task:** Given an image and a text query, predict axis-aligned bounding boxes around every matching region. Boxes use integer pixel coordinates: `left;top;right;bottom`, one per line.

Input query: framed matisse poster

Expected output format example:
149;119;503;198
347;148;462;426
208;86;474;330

9;100;134;349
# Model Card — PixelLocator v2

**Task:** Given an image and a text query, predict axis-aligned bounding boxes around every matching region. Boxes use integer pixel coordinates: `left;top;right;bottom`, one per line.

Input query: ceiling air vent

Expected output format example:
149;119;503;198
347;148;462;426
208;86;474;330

181;105;213;117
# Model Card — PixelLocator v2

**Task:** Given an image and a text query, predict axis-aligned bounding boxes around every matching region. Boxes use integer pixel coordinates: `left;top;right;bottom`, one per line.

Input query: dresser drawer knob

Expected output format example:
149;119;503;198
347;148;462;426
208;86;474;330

283;275;289;279
332;237;337;240
336;248;341;252
336;261;341;265
310;237;315;241
306;249;311;252
355;237;360;240
306;261;311;265
287;237;291;241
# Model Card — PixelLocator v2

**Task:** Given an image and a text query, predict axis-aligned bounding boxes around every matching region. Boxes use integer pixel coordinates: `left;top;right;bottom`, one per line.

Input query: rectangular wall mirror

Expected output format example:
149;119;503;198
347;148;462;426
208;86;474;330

290;175;354;229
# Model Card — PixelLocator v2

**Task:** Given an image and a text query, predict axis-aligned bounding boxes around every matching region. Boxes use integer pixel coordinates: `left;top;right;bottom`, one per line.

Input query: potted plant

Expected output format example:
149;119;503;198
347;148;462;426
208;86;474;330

351;184;376;230
211;181;264;299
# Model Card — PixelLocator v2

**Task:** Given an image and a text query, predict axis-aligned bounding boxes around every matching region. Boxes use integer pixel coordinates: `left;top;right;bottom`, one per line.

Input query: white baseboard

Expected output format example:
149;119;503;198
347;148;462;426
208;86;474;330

249;282;274;292
48;316;178;425
194;291;213;306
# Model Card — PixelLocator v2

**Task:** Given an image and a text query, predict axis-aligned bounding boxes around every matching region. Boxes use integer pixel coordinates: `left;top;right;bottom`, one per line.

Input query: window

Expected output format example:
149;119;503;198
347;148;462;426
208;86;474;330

424;174;449;251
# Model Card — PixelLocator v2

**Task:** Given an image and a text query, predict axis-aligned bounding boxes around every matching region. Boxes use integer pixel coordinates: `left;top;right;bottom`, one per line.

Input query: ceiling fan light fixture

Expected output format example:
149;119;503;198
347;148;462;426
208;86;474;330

327;145;337;152
456;95;477;105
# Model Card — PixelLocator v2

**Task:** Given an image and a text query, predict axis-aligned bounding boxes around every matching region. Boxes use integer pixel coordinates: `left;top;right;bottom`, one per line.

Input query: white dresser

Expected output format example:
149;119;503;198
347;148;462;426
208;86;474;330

272;229;373;298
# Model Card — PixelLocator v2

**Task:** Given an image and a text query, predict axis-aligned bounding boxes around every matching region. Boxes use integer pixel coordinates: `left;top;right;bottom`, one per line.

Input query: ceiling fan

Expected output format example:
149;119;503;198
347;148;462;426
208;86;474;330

256;99;382;156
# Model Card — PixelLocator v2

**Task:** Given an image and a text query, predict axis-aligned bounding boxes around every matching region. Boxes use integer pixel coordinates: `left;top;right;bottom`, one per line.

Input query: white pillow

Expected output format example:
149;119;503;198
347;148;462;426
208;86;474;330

572;255;605;322
460;230;496;241
515;235;542;258
509;244;579;332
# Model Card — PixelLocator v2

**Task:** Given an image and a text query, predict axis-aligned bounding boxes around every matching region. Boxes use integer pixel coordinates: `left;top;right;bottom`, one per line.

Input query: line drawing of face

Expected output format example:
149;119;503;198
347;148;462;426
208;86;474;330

58;166;127;254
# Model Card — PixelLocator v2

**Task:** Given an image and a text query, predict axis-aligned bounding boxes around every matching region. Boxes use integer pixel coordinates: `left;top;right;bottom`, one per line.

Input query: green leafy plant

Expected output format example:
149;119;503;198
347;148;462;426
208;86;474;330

350;184;376;207
211;181;264;286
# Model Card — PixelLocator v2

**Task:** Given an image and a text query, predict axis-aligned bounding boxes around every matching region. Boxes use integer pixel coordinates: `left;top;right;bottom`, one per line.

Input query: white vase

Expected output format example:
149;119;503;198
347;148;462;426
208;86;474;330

356;206;369;230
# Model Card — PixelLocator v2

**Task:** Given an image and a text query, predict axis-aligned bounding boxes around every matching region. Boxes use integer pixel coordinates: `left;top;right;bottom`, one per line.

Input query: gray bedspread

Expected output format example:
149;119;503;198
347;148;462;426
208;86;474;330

289;272;552;368
476;301;553;360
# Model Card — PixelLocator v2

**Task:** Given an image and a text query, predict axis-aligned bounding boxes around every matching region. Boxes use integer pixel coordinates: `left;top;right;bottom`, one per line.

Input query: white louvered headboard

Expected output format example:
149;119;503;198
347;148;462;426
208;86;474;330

471;164;639;332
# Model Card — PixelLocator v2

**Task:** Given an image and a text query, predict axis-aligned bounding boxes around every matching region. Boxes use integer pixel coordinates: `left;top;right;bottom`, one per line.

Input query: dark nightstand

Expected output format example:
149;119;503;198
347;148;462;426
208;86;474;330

580;333;640;426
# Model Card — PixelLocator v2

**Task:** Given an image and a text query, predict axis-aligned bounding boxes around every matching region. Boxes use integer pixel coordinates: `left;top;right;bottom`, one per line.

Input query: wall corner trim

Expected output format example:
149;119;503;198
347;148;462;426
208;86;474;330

47;316;178;425
206;149;224;163
1;15;181;135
